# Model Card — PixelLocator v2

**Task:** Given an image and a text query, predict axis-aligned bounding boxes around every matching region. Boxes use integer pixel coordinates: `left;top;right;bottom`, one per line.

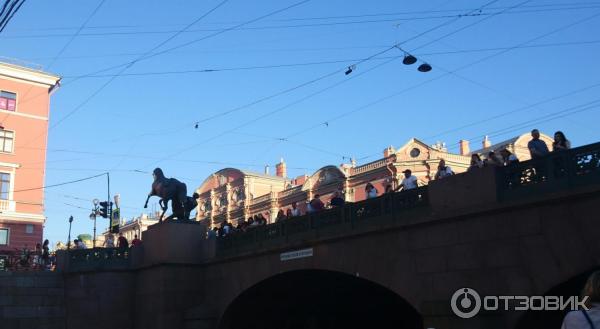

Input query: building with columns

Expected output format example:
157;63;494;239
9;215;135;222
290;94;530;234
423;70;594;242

195;137;470;228
195;132;553;228
0;62;60;255
100;213;160;246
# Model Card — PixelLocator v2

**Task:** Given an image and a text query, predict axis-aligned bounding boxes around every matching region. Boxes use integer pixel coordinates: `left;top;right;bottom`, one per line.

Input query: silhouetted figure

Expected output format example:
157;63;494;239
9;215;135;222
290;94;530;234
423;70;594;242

131;234;142;247
528;129;550;159
117;233;128;251
309;194;325;212
468;154;483;171
330;191;345;207
365;183;378;199
434;159;454;179
500;149;519;166
553;131;571;151
276;210;286;222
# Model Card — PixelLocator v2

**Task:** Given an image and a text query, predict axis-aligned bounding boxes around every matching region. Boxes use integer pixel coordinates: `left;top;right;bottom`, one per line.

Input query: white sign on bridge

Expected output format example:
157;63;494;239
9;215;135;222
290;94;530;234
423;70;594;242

280;248;313;261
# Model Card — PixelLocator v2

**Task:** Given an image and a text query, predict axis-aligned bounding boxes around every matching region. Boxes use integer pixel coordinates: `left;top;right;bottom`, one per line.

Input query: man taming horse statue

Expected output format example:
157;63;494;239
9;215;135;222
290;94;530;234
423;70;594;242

143;168;198;222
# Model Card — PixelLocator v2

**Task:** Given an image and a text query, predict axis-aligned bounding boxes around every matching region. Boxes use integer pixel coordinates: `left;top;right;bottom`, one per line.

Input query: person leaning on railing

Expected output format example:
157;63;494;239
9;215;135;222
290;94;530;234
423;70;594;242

553;131;571;152
500;149;519;166
396;169;418;192
528;129;550;159
468;154;484;172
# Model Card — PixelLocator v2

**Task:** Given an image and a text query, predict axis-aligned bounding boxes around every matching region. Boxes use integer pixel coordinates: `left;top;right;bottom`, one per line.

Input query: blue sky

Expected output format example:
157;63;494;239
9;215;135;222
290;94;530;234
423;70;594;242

1;0;599;246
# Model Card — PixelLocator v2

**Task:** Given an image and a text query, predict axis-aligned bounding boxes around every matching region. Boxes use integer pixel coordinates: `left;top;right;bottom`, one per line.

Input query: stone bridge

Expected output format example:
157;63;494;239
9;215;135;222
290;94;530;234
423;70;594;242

54;143;600;329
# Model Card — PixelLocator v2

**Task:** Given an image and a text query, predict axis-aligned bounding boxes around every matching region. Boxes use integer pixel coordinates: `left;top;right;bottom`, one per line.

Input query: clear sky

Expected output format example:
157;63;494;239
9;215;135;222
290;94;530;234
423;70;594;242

1;0;599;246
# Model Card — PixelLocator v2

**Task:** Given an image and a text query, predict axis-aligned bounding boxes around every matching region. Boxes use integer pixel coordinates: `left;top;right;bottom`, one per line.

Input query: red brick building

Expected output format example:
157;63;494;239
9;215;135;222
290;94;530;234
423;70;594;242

0;62;60;255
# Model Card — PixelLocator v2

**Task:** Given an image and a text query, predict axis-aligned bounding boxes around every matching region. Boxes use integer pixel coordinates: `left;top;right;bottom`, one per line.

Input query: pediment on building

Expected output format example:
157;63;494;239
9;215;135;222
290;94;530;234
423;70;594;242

302;165;346;191
394;138;434;161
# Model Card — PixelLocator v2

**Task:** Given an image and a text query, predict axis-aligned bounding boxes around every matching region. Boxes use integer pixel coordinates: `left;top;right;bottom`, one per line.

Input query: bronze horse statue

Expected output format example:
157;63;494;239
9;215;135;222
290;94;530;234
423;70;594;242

143;168;198;222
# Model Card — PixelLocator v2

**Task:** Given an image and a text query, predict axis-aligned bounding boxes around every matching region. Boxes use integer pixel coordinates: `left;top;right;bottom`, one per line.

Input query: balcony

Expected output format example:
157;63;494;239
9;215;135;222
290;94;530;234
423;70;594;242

0;199;16;212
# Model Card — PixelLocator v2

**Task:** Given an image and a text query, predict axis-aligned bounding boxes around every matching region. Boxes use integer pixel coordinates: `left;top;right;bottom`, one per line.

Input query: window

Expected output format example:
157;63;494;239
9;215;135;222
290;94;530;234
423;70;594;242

0;91;16;111
0;130;14;153
0;228;8;245
25;224;33;234
410;148;421;158
0;173;10;200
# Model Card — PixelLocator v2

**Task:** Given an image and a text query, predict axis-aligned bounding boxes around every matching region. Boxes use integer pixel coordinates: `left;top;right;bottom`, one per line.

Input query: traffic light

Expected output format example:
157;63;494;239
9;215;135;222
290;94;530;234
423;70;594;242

98;201;109;218
111;206;119;234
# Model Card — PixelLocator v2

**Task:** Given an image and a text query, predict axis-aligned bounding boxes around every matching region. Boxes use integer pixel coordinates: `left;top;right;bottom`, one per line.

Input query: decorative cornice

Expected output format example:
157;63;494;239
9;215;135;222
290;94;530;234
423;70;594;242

0;62;61;88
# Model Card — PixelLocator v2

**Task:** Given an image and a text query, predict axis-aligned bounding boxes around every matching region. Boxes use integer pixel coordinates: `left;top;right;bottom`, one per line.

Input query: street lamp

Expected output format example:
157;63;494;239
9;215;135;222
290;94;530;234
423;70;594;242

67;216;73;250
91;199;99;248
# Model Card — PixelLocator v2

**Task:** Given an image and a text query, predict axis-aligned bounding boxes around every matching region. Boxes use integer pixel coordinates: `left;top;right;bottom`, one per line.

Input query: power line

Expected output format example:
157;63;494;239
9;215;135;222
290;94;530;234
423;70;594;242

12;172;106;193
59;38;600;79
447;98;600;153
143;0;522;167
21;0;313;151
424;81;600;142
2;0;107;130
111;0;505;147
19;0;233;147
4;3;600;39
262;7;600;164
5;2;598;32
0;0;25;33
59;0;311;90
46;0;106;69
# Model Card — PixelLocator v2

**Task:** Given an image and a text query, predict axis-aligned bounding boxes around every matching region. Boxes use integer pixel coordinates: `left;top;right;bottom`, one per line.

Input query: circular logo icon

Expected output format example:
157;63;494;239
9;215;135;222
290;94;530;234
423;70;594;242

451;288;481;319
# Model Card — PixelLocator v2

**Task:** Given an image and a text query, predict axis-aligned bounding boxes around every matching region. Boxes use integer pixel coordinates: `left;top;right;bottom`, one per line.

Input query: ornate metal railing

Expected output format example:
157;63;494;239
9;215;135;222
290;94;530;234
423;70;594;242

66;248;131;272
0;250;49;272
217;186;430;254
497;142;600;201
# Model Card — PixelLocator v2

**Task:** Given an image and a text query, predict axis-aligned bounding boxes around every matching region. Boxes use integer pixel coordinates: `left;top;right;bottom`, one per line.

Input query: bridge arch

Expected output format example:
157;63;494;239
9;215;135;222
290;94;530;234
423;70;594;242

516;266;600;329
217;269;422;329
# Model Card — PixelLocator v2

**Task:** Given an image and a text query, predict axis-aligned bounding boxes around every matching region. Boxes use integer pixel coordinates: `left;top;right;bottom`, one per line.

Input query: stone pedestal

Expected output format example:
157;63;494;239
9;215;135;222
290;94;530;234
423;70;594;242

141;221;208;266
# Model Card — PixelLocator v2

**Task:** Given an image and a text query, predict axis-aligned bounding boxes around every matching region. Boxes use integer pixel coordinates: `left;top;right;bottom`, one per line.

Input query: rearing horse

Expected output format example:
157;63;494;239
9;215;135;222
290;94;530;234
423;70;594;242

144;168;190;222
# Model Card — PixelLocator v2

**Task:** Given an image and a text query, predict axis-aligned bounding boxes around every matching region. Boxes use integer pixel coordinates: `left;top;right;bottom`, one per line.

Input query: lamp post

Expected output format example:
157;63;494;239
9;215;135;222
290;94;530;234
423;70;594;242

67;215;73;250
90;198;99;248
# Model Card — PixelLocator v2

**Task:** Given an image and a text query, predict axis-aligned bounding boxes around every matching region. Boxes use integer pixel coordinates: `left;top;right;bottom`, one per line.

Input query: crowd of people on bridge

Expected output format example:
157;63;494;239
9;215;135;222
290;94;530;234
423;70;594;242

208;129;573;239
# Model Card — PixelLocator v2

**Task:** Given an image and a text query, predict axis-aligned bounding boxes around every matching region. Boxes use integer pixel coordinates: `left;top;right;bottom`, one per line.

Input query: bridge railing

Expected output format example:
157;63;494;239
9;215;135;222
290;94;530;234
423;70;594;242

63;248;131;272
496;142;600;201
216;186;429;254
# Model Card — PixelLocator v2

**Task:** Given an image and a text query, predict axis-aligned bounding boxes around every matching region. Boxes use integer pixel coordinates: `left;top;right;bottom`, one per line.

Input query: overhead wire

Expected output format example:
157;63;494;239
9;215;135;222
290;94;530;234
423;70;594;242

108;0;504;147
58;38;600;79
18;0;233;147
261;5;600;165
4;3;600;39
453;98;600;151
236;0;533;164
0;0;24;33
19;0;312;151
1;0;107;129
12;172;106;193
51;0;312;89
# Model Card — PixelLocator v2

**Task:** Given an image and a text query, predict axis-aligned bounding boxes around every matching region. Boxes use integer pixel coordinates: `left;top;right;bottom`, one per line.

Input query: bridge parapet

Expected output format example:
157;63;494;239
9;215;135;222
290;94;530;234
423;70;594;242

56;247;131;272
216;187;429;257
57;142;600;272
497;141;600;201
